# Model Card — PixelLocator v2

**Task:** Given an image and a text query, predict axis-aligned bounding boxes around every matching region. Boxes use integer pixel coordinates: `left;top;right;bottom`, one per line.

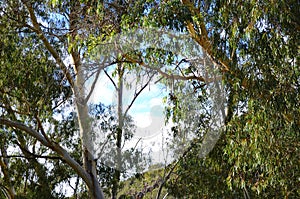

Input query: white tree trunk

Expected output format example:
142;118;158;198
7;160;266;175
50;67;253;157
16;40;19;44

73;55;105;199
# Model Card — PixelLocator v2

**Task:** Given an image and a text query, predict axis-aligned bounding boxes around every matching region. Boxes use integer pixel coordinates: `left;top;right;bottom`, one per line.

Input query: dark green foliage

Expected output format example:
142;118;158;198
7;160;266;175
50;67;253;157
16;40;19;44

0;0;299;198
159;0;300;198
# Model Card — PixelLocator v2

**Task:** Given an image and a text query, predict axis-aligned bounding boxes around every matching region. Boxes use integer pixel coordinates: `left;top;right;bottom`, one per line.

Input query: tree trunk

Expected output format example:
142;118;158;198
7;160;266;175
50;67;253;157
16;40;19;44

72;52;105;198
112;63;124;198
21;1;105;197
68;1;104;197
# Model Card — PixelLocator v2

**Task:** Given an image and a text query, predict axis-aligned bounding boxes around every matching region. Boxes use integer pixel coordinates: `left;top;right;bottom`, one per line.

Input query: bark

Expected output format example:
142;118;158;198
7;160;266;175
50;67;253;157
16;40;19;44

3;98;54;197
181;0;252;92
22;0;74;88
19;1;105;198
112;63;124;199
69;4;105;196
0;118;91;185
181;0;230;73
70;36;104;199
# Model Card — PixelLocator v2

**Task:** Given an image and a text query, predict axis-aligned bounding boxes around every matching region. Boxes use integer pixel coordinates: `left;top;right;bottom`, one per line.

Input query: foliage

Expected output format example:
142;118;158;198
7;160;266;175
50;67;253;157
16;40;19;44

0;8;73;198
151;0;300;198
0;0;299;198
117;165;170;199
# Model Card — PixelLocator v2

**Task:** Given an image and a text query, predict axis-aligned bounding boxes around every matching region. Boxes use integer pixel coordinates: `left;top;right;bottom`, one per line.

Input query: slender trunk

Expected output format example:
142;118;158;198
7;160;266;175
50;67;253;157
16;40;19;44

112;63;124;198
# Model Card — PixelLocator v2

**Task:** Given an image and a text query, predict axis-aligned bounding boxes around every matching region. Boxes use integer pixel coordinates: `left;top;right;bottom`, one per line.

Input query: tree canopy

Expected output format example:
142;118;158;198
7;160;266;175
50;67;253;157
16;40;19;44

0;0;299;198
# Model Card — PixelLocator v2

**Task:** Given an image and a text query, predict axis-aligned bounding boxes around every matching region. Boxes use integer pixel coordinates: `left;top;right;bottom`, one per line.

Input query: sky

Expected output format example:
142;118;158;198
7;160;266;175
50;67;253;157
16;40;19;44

62;26;227;179
80;26;227;165
87;67;171;161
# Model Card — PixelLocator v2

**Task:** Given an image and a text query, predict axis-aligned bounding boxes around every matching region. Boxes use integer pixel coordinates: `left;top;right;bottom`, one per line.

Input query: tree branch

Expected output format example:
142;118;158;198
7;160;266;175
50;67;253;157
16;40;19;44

0;155;61;160
124;55;221;83
156;138;201;199
83;58;119;104
35;114;52;144
124;72;156;117
181;0;230;72
21;0;75;88
104;69;118;90
0;118;93;189
84;66;102;104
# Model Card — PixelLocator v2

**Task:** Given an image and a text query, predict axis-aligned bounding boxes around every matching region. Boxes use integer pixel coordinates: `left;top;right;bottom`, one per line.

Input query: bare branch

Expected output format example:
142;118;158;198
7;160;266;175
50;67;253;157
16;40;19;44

84;67;102;104
124;72;156;117
95;132;114;160
104;69;118;90
124;55;221;82
156;138;201;199
84;58;115;104
35;114;52;144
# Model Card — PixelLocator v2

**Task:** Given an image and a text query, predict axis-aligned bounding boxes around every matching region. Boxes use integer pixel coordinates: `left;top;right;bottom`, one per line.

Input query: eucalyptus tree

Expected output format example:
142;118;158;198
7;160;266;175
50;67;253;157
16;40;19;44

0;8;74;198
0;0;124;198
88;64;158;198
1;0;298;198
134;0;300;198
1;0;208;198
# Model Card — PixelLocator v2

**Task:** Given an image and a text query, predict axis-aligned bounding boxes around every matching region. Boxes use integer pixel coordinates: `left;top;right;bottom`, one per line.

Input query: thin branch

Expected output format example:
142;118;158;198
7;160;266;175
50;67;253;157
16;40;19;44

156;138;201;199
0;118;93;189
1;9;35;32
95;132;114;160
243;187;250;199
132;138;142;152
0;118;49;150
124;72;156;117
73;176;80;197
21;0;75;88
35;114;52;144
0;155;61;160
84;66;102;104
104;69;118;90
124;55;213;82
0;184;11;199
51;93;72;111
174;58;188;73
0;89;31;115
83;58;117;104
81;60;113;83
